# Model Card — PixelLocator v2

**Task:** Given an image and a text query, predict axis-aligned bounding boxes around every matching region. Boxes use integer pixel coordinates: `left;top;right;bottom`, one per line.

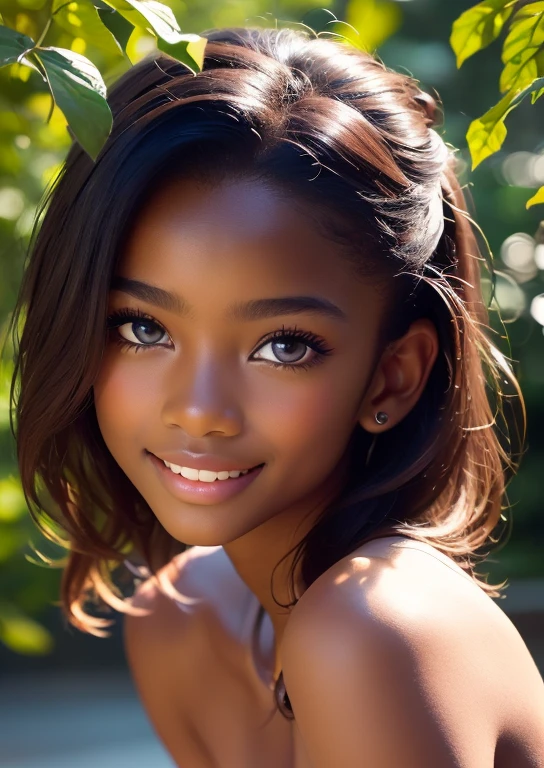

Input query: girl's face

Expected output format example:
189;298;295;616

93;176;389;546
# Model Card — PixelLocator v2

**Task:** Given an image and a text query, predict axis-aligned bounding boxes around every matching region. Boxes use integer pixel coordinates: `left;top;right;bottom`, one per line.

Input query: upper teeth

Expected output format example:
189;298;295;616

162;461;250;482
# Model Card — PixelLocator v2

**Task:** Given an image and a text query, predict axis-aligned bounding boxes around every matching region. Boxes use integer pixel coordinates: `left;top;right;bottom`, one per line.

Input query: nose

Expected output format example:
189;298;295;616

161;350;243;438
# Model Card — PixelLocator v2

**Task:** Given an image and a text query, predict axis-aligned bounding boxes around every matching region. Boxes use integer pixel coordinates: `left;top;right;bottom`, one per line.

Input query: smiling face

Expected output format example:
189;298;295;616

93;176;392;547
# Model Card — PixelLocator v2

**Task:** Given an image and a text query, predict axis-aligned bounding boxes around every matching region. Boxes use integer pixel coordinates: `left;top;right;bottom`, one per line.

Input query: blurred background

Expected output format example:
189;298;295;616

1;0;543;764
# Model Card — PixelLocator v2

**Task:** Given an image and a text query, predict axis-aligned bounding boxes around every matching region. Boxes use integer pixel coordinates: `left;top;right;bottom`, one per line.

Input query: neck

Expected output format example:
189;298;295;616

222;456;351;679
223;505;309;679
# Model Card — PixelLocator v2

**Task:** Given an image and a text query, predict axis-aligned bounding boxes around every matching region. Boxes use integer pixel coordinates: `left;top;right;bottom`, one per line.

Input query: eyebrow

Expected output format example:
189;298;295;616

110;276;348;322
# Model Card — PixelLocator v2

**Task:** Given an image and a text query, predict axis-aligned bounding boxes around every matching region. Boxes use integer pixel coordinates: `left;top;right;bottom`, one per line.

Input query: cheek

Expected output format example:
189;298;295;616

93;354;156;450
255;374;363;467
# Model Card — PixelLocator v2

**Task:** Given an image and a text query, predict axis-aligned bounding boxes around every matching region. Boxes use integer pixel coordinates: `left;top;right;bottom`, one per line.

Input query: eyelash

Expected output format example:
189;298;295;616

105;307;334;371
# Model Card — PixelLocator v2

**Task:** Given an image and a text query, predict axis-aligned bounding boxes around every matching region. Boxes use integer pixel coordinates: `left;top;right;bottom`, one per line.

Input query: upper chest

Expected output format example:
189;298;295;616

179;587;308;767
172;540;541;768
168;546;306;767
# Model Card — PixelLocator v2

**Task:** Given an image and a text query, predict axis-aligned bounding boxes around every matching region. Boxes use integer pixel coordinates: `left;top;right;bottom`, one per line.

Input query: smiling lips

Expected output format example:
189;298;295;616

150;452;266;504
161;459;260;482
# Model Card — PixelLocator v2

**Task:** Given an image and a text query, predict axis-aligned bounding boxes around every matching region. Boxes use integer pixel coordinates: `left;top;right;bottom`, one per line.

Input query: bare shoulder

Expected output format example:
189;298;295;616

127;544;250;636
282;536;544;766
124;546;251;767
286;534;543;693
287;534;496;625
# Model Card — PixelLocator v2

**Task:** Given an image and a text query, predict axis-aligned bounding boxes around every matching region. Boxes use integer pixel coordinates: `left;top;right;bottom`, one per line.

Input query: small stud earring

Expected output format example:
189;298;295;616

375;411;389;425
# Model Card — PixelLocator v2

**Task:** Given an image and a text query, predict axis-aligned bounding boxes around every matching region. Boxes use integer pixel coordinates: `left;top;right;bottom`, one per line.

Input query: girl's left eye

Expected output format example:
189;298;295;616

250;326;334;370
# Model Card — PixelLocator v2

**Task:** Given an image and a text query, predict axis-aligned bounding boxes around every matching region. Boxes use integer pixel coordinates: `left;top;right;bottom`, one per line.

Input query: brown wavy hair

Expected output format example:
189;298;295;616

9;28;524;642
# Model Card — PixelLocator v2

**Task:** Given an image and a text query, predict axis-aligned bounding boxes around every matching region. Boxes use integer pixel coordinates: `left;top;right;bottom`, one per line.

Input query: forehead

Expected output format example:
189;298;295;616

116;176;385;322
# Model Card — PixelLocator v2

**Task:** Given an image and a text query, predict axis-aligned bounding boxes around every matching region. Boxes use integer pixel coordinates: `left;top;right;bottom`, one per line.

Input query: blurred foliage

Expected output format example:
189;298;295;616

451;0;544;206
0;0;543;657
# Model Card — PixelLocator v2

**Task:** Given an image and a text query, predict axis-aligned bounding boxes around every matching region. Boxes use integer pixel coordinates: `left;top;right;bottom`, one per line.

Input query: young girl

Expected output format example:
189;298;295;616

10;25;544;768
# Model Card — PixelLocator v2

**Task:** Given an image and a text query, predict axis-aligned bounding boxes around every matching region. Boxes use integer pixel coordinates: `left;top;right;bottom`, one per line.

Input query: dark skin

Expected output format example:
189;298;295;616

94;177;544;766
93;176;438;677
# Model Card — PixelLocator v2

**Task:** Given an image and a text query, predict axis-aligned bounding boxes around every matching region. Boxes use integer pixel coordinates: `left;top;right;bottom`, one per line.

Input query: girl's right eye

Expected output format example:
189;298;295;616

106;308;170;351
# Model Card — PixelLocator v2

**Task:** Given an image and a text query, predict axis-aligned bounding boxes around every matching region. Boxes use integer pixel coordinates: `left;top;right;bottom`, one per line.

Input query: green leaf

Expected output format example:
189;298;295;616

33;46;112;160
531;85;544;102
52;0;124;59
450;0;515;68
514;73;544;101
103;0;185;44
158;33;206;72
500;3;544;93
97;7;134;52
526;185;544;207
0;24;34;66
467;89;517;169
465;76;544;168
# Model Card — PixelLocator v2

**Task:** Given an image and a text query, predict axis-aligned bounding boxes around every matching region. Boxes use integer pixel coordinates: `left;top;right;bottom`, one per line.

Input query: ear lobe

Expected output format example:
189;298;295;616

356;366;386;422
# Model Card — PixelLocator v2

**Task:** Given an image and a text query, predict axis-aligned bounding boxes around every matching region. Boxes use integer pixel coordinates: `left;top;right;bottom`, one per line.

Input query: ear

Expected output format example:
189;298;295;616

358;318;439;433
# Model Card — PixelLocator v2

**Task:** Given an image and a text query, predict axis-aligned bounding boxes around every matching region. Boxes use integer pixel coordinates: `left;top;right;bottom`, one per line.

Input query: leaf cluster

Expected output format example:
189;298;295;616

0;0;206;159
451;0;544;208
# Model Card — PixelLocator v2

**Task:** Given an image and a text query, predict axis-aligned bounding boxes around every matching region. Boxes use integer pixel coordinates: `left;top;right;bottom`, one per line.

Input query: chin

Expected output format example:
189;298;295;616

148;505;261;548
